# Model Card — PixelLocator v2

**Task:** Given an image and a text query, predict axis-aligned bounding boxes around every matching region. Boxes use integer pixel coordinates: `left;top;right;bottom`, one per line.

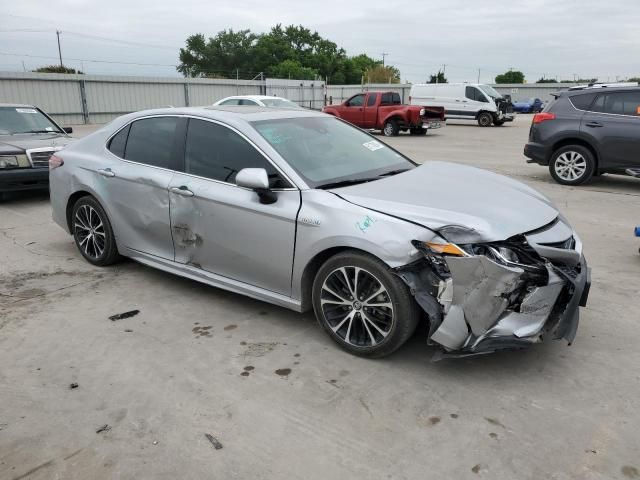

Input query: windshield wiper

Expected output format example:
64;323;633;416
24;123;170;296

316;177;379;190
25;130;55;134
378;168;410;177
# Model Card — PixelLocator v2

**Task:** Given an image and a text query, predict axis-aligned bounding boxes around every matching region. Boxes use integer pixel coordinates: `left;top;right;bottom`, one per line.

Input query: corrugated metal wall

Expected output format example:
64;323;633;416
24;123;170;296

0;72;579;124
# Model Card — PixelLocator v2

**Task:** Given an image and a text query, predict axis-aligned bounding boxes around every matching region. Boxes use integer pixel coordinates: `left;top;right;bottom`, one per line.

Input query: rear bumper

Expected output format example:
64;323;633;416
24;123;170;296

422;120;444;130
0;168;49;193
524;142;549;165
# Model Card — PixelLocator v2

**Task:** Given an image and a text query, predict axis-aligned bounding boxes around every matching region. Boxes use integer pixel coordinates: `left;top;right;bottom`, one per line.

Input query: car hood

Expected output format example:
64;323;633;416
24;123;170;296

330;161;559;242
0;133;73;154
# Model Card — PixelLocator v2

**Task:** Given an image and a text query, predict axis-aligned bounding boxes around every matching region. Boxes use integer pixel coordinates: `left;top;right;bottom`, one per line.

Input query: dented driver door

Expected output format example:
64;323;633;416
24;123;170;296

168;118;300;297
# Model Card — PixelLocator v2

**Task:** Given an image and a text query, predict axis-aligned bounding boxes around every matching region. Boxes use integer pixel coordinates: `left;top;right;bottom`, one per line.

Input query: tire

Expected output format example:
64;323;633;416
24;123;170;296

410;128;427;135
383;118;400;136
71;196;120;266
477;112;493;127
548;145;596;186
312;251;420;358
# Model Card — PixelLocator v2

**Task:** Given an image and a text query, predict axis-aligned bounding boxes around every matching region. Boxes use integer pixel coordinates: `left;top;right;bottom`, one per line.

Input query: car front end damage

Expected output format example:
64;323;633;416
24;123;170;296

395;217;590;358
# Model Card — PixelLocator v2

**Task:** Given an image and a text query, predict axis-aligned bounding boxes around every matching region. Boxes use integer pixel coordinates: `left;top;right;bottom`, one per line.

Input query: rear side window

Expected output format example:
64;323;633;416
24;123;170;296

366;94;377;106
569;93;597;111
108;124;130;158
184;119;290;188
592;92;640;116
238;99;258;105
219;99;240;106
381;93;401;105
124;117;179;169
392;93;401;104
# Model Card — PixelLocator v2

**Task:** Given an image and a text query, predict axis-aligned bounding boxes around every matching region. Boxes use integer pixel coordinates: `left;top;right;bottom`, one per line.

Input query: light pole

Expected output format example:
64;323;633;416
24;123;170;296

56;30;63;67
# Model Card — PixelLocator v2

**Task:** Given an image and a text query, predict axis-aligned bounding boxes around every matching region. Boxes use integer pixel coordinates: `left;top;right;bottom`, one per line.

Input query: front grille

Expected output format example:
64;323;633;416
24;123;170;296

27;149;55;168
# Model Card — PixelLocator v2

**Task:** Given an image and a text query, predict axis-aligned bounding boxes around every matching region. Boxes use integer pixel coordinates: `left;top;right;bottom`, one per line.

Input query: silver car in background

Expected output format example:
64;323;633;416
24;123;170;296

50;106;590;358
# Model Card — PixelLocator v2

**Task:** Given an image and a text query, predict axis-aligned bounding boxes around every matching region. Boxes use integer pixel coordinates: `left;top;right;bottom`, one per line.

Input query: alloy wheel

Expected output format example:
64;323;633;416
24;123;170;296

383;122;394;136
74;204;106;259
320;266;394;347
554;151;587;181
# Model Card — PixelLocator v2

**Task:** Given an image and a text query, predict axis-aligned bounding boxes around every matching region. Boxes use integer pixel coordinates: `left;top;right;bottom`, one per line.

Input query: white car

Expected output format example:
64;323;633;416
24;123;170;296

213;95;303;109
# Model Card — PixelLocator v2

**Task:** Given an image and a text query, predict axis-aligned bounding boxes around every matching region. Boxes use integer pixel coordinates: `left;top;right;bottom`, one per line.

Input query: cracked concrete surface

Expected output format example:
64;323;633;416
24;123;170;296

1;117;639;479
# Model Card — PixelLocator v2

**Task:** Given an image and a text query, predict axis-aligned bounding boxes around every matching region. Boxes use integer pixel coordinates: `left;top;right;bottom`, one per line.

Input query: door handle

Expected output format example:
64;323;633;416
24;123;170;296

170;186;195;197
97;168;115;178
585;122;603;128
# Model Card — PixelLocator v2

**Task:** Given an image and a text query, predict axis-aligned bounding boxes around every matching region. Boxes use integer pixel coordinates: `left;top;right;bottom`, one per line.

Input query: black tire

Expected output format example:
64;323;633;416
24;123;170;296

71;196;120;266
382;118;400;136
410;128;427;135
548;145;596;186
477;112;493;127
312;251;420;358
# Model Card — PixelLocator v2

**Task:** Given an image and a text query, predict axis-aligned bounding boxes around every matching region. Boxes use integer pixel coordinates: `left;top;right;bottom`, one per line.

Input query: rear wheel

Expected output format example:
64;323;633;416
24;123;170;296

477;112;493;127
72;196;120;266
312;251;420;358
549;145;595;185
383;119;400;136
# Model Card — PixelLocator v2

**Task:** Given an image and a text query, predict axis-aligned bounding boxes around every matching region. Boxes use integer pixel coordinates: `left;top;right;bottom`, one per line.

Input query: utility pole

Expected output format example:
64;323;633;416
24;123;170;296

381;53;388;67
56;30;63;67
22;60;26;72
477;68;481;83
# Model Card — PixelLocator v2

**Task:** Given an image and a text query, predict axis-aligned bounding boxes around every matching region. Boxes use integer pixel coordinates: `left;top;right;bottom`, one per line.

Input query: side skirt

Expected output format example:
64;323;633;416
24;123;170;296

123;247;303;312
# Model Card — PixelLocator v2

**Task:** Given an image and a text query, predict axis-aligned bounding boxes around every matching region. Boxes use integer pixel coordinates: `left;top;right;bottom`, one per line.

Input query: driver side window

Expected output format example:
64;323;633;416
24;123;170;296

347;94;364;107
465;87;489;103
184;119;290;188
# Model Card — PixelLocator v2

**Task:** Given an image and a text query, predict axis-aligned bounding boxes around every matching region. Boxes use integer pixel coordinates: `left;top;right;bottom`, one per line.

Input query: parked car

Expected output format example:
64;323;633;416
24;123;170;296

50;106;589;358
0;103;74;200
409;83;514;126
524;84;640;185
322;91;444;136
213;95;303;109
513;97;544;113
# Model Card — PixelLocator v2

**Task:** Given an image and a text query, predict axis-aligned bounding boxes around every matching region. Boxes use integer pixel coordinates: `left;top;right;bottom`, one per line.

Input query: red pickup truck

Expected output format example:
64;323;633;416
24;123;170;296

323;91;445;136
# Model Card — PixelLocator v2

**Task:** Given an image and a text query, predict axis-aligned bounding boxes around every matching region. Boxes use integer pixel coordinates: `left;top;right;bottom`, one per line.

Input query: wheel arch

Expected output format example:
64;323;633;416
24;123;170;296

66;190;94;232
381;113;405;128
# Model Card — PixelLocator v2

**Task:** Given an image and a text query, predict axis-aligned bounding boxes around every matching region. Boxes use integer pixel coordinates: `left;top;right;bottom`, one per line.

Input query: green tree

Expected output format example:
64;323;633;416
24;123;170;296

428;70;447;83
536;77;557;83
270;59;318;80
364;65;400;83
495;70;525;83
560;78;597;83
178;29;258;78
626;77;640;83
34;65;83;74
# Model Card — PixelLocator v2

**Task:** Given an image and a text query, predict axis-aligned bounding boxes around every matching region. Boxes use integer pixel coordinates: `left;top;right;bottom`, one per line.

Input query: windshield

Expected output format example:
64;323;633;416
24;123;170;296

0;106;62;135
252;116;415;188
478;85;503;100
260;98;302;109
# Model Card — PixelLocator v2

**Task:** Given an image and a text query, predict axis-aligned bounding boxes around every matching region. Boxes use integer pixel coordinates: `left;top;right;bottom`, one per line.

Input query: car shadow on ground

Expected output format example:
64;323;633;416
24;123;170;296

0;189;49;204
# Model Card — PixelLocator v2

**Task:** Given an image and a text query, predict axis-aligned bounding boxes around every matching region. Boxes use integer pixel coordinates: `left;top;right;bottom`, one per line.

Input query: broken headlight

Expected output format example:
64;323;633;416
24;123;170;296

0;155;19;169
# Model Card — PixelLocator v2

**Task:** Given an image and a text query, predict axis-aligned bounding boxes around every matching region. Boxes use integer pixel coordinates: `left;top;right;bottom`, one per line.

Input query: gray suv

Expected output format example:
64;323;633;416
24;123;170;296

524;84;640;185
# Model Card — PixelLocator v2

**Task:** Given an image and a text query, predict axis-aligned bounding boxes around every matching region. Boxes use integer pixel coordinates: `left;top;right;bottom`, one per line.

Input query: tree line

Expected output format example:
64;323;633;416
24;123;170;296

177;25;400;84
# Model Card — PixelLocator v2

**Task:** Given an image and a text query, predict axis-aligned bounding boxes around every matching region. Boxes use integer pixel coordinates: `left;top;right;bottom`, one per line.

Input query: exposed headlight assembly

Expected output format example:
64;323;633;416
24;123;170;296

419;108;426;116
0;155;19;169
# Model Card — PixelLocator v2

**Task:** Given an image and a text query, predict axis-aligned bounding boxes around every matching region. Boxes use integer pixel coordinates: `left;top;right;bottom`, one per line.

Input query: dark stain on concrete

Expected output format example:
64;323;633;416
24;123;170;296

224;324;237;331
275;368;291;377
622;466;640;478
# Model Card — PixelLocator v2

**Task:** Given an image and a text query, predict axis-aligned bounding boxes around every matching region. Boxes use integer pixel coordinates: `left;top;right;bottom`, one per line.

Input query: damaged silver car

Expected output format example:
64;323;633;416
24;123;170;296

50;106;590;358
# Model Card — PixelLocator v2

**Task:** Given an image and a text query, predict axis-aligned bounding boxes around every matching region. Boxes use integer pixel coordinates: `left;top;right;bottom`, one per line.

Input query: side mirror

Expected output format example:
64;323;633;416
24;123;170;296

63;127;73;134
236;168;277;204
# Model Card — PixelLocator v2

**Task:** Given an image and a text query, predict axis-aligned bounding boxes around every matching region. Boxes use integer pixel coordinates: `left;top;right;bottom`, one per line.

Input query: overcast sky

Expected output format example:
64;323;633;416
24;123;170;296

1;0;638;83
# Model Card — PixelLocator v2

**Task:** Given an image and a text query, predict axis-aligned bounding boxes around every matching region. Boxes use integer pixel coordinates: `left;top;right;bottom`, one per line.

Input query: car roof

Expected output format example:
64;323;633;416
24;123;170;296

115;105;325;124
0;103;36;108
563;85;640;97
219;95;289;101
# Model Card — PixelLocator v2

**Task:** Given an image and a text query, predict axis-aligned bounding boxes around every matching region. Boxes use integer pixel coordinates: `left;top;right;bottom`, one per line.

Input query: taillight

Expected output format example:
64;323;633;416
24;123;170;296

532;112;556;124
49;154;64;169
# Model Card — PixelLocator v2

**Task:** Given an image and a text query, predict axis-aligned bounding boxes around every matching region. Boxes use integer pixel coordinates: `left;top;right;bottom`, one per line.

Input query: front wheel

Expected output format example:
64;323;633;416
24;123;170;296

548;145;595;185
72;196;120;266
383;119;399;136
312;251;420;358
477;112;493;127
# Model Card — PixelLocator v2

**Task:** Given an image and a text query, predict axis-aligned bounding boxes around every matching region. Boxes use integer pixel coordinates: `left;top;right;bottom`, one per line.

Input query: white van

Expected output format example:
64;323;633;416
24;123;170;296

409;83;514;127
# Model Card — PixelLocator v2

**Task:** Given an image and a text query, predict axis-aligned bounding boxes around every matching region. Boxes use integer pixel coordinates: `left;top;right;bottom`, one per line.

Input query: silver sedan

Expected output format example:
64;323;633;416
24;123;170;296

50;106;590;358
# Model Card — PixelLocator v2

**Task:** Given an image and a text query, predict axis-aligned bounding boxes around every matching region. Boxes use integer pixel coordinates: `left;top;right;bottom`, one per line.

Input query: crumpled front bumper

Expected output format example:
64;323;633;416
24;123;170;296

396;236;590;359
